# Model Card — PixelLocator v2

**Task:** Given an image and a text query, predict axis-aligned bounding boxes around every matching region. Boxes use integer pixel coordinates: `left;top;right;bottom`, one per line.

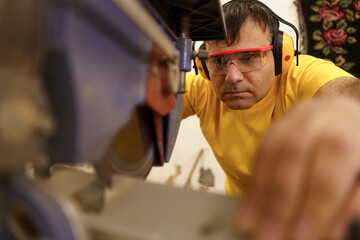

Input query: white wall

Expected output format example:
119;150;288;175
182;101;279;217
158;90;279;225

147;116;226;194
146;0;299;195
254;0;300;50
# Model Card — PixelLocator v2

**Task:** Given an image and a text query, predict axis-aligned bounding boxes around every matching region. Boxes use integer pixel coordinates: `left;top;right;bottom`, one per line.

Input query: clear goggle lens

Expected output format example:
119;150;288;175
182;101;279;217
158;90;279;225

206;46;273;75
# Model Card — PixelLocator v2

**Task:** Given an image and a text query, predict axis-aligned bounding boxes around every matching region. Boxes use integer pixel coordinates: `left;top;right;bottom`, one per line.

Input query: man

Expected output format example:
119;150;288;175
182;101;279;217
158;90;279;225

183;0;360;239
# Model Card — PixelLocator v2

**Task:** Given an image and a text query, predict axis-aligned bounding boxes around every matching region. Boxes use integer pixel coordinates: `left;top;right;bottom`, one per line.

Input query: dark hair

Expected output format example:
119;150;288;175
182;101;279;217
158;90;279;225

222;0;279;45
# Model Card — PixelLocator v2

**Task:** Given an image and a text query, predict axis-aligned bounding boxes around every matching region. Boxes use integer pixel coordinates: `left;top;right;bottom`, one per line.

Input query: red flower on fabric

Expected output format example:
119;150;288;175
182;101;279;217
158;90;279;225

319;6;345;21
354;0;360;11
323;29;348;45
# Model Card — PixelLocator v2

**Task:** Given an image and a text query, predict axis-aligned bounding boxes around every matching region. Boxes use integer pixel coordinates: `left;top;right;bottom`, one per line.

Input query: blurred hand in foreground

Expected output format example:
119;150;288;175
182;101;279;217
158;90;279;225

237;96;360;240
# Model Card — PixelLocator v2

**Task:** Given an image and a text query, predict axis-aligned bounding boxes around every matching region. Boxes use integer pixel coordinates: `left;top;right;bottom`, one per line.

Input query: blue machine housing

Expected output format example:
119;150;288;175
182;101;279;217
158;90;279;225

44;0;160;165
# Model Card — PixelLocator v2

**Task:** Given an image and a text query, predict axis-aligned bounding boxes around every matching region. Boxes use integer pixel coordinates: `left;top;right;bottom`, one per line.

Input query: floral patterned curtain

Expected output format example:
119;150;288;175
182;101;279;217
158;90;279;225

296;0;360;77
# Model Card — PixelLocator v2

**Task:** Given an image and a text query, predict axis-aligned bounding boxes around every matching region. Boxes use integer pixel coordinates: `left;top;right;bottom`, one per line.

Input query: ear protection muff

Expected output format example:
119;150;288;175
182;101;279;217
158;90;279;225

194;43;211;80
193;0;299;79
273;31;295;76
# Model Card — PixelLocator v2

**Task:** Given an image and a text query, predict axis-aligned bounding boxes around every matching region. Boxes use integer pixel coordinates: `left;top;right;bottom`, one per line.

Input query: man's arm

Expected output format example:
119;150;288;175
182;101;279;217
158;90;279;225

315;76;360;98
236;76;360;240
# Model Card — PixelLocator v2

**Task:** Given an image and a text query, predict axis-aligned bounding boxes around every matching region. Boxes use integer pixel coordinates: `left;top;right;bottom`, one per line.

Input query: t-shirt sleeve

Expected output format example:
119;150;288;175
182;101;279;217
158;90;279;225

182;72;209;119
288;55;355;100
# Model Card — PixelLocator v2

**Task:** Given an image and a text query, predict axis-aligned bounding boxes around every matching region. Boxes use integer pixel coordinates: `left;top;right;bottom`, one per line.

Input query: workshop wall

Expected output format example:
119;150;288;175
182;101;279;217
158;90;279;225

146;0;300;195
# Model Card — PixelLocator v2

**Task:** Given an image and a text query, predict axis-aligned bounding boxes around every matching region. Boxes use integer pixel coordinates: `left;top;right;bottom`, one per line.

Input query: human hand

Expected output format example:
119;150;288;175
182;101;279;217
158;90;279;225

236;96;360;240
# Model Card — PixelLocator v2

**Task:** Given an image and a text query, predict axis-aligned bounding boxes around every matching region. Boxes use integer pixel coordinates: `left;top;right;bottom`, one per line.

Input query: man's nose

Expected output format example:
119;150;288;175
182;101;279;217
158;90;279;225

224;62;244;83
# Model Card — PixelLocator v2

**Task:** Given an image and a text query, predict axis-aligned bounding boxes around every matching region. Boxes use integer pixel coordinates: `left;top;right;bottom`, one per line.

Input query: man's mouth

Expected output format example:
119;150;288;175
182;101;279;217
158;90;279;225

223;90;253;99
224;90;250;95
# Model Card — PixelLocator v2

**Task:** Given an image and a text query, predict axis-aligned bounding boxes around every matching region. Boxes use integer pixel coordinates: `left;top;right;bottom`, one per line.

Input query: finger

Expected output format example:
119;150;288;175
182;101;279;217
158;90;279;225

235;119;293;236
327;180;360;240
254;136;312;240
253;110;330;240
291;131;360;240
237;103;316;238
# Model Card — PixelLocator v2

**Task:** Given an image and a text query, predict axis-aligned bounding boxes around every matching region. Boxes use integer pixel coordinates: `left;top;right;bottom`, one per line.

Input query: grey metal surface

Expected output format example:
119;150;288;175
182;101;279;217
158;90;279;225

42;166;250;239
81;175;246;240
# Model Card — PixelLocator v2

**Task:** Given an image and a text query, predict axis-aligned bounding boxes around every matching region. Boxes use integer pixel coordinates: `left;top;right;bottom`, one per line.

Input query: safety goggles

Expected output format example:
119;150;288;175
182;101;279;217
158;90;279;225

205;45;273;75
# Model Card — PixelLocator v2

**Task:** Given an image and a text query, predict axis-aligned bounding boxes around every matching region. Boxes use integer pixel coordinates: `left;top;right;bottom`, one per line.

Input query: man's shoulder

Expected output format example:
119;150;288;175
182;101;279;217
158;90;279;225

279;54;353;100
185;72;213;93
186;72;210;84
297;54;331;66
183;72;220;119
285;54;345;78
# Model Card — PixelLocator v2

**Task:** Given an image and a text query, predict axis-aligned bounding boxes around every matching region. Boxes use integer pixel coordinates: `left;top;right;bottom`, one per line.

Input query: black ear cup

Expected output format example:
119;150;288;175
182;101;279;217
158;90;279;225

273;31;284;76
272;31;295;76
194;43;211;80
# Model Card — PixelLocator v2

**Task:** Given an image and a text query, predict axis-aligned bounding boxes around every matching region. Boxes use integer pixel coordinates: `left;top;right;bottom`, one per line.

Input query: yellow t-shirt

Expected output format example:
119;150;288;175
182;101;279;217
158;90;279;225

183;55;353;196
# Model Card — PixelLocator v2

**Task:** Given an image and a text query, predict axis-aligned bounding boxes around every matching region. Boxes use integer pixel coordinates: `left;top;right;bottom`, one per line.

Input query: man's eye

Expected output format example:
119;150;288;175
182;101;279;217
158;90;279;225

212;57;226;66
240;53;259;63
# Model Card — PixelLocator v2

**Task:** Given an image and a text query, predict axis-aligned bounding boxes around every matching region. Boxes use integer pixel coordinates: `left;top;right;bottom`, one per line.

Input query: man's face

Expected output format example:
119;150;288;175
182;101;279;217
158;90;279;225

206;18;275;110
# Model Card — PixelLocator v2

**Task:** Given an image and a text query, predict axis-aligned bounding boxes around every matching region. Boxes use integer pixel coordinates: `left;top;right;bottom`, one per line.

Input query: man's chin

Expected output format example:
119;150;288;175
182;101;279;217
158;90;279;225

220;92;257;110
223;99;255;110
